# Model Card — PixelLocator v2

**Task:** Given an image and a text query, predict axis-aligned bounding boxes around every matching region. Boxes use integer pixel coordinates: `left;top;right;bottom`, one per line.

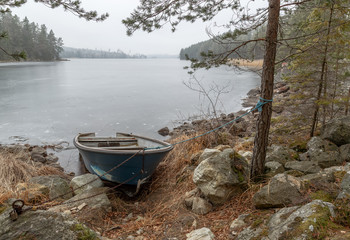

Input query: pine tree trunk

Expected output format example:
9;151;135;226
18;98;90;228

345;87;350;116
310;2;334;137
331;54;340;119
322;63;328;129
250;0;280;180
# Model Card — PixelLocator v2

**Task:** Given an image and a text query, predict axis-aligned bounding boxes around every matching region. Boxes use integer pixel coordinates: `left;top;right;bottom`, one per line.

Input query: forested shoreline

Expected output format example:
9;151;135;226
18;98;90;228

179;29;266;61
60;47;147;59
0;13;63;61
0;13;147;61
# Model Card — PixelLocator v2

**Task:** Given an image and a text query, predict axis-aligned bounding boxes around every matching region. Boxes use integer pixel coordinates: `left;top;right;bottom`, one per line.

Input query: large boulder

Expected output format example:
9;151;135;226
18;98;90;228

193;148;248;205
265;200;335;239
337;172;350;199
197;148;221;164
307;136;339;153
300;171;334;189
264;161;285;178
28;175;73;200
70;173;104;195
340;144;350;162
321;116;350;146
304;137;341;168
253;174;303;209
266;145;296;165
284;161;321;174
0;207;100;240
234;200;336;240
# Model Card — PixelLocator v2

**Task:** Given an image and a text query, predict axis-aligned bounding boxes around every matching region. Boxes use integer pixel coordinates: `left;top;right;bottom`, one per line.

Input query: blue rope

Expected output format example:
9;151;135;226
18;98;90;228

145;97;273;150
256;97;273;112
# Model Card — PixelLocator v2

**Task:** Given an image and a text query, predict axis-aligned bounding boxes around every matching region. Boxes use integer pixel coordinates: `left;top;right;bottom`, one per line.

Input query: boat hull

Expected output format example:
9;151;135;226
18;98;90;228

74;133;173;186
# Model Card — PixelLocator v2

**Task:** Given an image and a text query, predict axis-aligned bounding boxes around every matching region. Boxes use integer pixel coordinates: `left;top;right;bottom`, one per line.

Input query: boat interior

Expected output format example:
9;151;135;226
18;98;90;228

78;133;144;150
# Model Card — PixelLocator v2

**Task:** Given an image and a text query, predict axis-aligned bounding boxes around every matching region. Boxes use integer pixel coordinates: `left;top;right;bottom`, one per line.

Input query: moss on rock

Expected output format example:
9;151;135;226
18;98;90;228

310;190;335;203
0;205;6;215
72;223;97;240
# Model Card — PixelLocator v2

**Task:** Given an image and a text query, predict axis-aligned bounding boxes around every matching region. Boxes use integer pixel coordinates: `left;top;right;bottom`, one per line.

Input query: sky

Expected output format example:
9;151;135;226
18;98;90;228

12;0;267;55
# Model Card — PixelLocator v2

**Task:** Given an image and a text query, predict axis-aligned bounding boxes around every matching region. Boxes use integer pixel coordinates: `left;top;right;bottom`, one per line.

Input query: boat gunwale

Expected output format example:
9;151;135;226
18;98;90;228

73;132;173;155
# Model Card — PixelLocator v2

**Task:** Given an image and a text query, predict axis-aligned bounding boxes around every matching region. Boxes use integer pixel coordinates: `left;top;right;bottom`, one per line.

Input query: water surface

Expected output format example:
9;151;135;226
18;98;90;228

0;58;260;172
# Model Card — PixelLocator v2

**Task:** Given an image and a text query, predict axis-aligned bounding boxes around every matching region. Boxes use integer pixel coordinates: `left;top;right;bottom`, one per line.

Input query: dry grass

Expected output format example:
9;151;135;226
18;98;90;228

102;133;256;239
230;59;264;69
0;147;64;203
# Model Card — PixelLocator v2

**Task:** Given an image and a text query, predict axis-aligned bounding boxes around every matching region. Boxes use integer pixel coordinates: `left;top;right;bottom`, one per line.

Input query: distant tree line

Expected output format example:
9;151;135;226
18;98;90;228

179;29;266;61
60;47;147;59
0;13;63;61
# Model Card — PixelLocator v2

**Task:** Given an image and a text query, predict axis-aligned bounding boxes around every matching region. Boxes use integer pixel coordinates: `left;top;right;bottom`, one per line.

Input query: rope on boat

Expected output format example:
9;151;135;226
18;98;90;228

145;97;273;150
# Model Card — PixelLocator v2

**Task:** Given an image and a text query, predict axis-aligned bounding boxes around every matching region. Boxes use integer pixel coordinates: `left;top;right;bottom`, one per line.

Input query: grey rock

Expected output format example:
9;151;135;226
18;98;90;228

186;227;215;240
185;188;200;198
321;116;350;146
235;200;336;240
31;146;47;155
191;197;212;215
49;187;112;214
266;145;295;165
337;172;350;199
299;152;308;161
46;153;59;163
235;226;263;240
284;161;321;174
215;145;232;151
266;200;335;240
307;136;339;153
340;144;350;162
230;214;250;231
311;150;341;169
241;151;253;161
29;175;73;200
31;153;47;163
158;127;170;136
306;137;341;168
323;165;349;175
184;197;194;208
0;208;98;240
253;174;303;209
184;189;200;208
198;148;221;164
247;87;260;97
193;148;248;205
265;161;285;177
300;171;334;188
70;173;104;195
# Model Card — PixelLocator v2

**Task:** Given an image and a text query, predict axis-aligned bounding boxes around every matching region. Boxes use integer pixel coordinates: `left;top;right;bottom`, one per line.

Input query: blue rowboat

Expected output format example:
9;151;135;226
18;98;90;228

73;133;173;187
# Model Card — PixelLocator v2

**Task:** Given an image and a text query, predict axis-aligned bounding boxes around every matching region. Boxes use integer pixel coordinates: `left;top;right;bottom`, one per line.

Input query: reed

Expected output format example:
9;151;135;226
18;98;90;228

0;147;64;202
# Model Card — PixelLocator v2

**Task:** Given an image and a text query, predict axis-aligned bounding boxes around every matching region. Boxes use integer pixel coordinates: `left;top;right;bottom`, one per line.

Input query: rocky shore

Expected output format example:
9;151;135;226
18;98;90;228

3;81;350;239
